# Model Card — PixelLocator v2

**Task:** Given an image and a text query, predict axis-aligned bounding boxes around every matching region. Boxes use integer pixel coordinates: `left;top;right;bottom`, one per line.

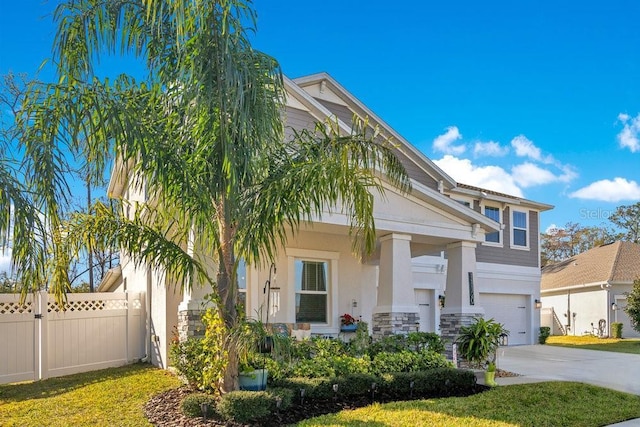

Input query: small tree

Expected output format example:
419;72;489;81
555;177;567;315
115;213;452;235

625;278;640;334
455;317;509;369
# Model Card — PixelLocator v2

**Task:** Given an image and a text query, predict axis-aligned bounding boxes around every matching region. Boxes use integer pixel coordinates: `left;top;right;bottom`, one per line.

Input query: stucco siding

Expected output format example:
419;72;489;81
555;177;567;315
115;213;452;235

244;230;377;335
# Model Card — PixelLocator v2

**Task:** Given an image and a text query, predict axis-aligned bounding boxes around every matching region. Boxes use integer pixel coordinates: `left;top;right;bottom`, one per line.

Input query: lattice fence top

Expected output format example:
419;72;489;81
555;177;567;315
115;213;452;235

0;301;33;315
48;298;128;313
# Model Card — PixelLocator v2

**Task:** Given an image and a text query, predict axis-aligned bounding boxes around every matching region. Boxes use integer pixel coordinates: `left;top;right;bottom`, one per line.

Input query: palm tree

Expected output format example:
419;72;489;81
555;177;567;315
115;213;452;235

16;0;411;392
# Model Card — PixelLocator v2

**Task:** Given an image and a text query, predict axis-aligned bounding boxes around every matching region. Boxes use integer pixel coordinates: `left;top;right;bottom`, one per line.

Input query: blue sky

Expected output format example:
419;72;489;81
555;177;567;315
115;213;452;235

1;0;639;238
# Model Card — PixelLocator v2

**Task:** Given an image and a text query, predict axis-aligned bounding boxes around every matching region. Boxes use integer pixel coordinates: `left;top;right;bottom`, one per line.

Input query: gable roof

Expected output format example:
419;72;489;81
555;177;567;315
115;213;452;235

541;241;640;291
286;74;499;233
293;72;457;190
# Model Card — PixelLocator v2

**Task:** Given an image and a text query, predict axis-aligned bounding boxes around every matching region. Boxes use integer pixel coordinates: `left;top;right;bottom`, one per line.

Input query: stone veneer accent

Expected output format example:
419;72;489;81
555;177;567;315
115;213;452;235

372;312;420;340
177;307;205;342
440;312;484;359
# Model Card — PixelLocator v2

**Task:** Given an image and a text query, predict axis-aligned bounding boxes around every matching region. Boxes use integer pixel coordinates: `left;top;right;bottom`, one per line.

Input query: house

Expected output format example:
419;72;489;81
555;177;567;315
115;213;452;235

540;241;640;338
103;73;552;368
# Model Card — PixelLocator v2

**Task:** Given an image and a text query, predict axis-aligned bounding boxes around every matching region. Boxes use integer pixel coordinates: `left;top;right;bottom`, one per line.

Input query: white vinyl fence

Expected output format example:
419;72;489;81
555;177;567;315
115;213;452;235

0;291;145;384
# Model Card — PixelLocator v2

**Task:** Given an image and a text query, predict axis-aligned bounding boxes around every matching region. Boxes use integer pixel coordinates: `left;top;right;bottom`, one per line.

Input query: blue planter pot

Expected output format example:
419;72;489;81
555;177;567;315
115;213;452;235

340;324;357;332
239;369;268;391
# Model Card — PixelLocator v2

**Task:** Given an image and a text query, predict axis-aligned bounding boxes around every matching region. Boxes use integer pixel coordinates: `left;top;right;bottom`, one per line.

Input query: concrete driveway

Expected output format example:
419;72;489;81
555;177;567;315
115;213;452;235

495;345;640;395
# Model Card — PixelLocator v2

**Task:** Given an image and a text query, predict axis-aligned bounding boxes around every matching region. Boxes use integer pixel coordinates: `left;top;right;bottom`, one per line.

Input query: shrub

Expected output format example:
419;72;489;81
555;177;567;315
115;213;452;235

181;393;217;418
270;377;334;400
348;321;371;356
216;391;272;423
268;387;294;410
407;332;446;354
611;322;623;339
371;349;451;376
169;337;209;390
539;326;551;344
367;332;446;357
381;368;477;399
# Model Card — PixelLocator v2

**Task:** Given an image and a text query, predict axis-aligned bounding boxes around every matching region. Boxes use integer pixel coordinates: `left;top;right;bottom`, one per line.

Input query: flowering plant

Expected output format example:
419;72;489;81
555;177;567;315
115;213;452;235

340;313;357;325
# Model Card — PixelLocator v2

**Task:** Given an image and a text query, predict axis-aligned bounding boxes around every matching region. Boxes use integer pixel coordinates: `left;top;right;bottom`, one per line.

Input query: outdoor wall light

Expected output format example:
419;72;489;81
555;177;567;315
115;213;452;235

438;294;445;308
611;302;618;311
534;299;542;309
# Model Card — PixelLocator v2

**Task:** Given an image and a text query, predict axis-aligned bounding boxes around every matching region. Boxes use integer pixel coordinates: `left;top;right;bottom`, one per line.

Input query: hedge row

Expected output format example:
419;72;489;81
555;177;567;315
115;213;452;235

185;368;478;423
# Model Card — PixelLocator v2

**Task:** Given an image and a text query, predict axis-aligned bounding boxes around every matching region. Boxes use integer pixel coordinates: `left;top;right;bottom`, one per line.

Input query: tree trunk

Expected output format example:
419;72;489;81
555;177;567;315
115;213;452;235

218;199;239;393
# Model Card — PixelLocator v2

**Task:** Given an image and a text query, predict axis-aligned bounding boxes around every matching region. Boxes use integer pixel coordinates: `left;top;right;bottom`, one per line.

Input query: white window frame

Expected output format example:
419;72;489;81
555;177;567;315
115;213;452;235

286;248;339;333
511;209;530;250
482;204;502;247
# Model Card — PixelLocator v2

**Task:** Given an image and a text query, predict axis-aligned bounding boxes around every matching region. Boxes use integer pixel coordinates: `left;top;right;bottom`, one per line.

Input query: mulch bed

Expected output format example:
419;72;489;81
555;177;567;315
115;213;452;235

144;383;493;427
145;386;388;426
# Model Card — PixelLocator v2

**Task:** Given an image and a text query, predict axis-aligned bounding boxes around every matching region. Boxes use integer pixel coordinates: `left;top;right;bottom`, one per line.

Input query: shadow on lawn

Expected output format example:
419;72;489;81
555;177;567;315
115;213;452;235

0;362;153;402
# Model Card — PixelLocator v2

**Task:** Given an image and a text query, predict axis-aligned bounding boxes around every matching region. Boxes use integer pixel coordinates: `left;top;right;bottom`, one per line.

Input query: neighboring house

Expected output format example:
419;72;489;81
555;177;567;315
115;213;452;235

541;241;640;338
104;72;552;368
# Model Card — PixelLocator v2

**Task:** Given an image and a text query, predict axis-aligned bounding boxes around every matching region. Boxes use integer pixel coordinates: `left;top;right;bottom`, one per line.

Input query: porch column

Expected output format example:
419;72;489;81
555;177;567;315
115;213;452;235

440;241;484;355
177;286;211;342
372;233;419;339
177;230;215;342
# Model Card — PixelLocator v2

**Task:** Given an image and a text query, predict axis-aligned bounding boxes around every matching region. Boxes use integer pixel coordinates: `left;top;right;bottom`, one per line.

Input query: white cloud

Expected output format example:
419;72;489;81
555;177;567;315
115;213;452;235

511;162;578;188
569;177;640;202
473;141;508;157
434;155;523;197
617;113;640;152
432;126;466;155
510;135;554;164
511;162;557;188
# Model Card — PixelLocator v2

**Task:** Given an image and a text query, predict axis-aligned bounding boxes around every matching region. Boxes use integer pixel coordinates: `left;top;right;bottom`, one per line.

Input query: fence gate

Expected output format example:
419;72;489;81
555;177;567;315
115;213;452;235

0;293;37;384
0;291;145;385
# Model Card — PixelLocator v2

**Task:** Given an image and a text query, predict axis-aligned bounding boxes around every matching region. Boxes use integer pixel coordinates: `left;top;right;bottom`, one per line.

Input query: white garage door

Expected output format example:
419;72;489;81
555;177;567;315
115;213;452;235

479;293;529;345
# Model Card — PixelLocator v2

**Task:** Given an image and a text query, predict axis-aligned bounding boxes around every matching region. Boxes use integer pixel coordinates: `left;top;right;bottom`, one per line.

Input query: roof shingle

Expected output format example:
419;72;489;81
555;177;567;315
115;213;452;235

541;241;640;290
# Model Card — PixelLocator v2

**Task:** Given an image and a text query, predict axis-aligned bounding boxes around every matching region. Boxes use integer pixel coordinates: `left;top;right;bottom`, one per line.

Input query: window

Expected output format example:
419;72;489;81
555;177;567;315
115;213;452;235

512;210;528;247
295;260;328;323
483;206;501;243
237;259;247;310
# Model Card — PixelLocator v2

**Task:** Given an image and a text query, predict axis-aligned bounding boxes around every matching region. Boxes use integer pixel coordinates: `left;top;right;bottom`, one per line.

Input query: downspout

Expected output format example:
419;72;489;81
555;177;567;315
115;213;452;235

601;283;611;337
142;266;152;363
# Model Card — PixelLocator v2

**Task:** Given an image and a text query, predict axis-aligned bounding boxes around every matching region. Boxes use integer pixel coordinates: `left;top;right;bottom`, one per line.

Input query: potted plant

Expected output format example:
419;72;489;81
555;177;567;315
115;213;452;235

455;317;509;387
238;352;269;391
485;362;497;386
340;313;358;332
229;314;285;391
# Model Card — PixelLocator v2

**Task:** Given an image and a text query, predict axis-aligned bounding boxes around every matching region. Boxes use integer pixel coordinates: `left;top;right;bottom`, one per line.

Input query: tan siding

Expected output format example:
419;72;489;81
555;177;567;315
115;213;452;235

284;106;317;142
316;99;438;190
476;208;540;268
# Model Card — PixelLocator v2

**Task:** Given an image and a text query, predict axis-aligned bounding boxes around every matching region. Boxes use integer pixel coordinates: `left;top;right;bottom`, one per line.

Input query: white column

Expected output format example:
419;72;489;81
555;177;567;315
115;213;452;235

374;233;415;313
442;241;483;315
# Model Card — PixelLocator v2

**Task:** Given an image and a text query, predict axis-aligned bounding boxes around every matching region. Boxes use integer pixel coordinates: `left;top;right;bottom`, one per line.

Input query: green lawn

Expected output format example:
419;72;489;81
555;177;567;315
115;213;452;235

0;363;180;427
2;364;639;427
547;335;640;355
298;382;640;427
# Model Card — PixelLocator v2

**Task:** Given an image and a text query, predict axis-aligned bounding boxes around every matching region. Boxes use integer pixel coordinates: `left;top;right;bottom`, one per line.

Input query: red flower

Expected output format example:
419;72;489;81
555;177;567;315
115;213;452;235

340;313;356;325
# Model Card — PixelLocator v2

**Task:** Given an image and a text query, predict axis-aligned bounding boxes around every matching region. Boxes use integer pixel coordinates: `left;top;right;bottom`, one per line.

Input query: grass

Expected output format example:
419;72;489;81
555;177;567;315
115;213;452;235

297;382;640;427
2;364;640;427
0;363;180;427
546;335;640;354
